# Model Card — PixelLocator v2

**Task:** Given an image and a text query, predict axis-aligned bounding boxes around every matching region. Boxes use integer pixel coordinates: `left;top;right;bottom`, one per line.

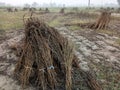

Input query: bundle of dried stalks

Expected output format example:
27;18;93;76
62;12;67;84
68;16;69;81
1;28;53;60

90;11;111;29
7;8;13;12
60;8;65;14
14;17;77;90
45;8;50;13
14;8;18;12
63;40;74;90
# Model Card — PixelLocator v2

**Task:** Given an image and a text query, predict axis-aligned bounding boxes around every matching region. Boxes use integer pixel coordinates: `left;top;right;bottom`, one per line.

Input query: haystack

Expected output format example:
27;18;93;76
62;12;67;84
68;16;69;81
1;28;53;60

90;10;111;29
14;17;78;90
29;8;36;12
7;8;13;12
14;8;18;12
23;7;29;11
45;8;50;13
39;8;42;11
60;8;65;14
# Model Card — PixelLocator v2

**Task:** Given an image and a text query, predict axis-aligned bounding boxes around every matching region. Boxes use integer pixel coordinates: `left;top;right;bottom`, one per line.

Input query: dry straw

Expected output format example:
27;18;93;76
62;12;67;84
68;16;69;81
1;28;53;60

14;17;75;90
90;10;111;29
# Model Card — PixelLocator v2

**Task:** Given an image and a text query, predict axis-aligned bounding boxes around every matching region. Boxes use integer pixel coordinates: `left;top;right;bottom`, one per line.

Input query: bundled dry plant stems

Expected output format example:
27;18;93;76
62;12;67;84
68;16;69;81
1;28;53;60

90;11;111;29
14;17;76;90
60;8;65;14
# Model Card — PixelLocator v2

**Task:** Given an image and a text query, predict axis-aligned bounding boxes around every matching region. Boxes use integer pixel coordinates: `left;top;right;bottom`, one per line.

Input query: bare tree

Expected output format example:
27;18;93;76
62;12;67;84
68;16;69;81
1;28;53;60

88;0;90;7
32;2;39;8
24;3;30;8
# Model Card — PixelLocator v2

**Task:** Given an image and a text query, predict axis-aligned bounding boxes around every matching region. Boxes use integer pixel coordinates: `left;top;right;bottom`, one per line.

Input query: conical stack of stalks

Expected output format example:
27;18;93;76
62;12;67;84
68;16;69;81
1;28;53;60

90;11;111;29
14;17;77;90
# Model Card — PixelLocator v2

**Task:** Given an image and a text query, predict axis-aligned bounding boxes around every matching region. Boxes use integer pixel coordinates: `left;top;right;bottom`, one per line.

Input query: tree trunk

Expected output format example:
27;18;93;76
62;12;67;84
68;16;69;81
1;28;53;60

88;0;90;8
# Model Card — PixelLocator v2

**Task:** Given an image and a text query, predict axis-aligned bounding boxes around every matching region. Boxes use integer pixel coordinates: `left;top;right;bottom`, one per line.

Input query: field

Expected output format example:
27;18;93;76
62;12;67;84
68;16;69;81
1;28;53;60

0;7;120;90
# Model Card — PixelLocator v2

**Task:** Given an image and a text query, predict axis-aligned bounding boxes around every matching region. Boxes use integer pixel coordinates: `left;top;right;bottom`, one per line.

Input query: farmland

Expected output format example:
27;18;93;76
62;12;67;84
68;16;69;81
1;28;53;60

0;7;120;90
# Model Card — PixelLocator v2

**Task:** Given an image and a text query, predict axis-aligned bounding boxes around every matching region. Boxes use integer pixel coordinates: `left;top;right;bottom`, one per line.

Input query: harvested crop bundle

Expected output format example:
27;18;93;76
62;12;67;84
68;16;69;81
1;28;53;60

60;8;65;14
14;17;77;90
45;8;50;13
90;11;111;29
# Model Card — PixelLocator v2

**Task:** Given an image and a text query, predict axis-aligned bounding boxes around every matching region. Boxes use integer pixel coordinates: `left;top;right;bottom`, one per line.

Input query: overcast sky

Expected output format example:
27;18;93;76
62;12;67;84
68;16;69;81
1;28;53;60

0;0;118;6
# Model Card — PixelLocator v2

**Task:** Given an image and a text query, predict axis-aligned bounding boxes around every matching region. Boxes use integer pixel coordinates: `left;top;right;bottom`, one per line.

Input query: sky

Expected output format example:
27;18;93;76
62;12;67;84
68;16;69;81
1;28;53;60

0;0;118;6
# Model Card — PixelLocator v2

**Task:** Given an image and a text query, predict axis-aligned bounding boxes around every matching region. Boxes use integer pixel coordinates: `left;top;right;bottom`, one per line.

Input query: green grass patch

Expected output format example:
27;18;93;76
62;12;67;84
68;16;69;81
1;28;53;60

90;62;120;90
115;39;120;45
48;16;65;27
0;11;27;30
70;19;89;24
68;26;81;31
48;19;60;27
96;29;116;36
